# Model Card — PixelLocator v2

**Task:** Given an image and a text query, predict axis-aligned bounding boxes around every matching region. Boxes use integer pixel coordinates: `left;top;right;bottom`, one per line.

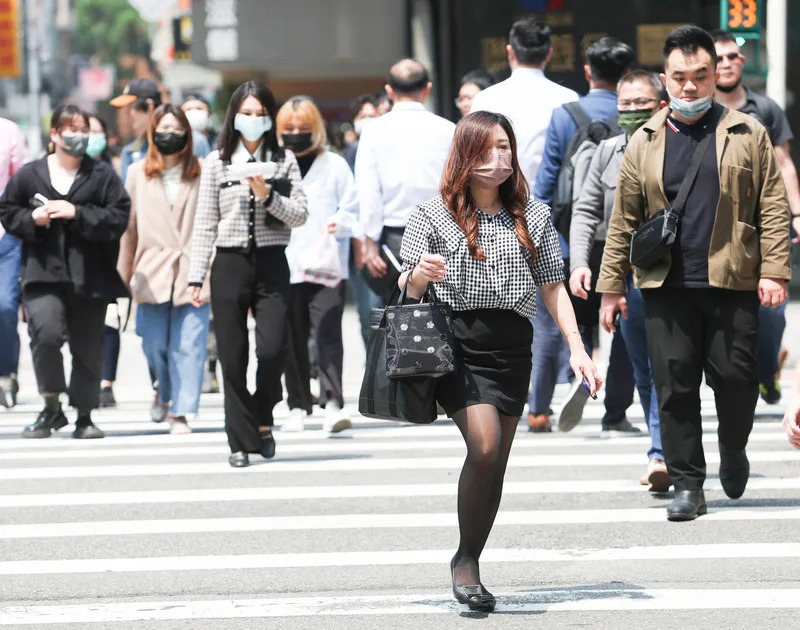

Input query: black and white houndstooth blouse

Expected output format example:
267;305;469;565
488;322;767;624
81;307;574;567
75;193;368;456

399;196;564;318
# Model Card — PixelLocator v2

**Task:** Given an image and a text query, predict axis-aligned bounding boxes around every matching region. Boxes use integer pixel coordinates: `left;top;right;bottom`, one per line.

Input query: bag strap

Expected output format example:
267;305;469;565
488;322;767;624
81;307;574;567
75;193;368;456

563;101;591;129
671;131;714;216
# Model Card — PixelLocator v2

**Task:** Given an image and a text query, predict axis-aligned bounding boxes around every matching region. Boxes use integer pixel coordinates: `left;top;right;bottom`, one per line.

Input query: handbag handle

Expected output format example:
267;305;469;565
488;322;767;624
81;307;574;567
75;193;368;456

397;270;437;306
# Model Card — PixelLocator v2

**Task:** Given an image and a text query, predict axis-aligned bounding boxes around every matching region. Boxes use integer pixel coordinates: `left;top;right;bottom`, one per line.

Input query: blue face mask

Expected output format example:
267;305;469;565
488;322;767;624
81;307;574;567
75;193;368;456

668;93;712;119
86;133;107;158
234;113;272;142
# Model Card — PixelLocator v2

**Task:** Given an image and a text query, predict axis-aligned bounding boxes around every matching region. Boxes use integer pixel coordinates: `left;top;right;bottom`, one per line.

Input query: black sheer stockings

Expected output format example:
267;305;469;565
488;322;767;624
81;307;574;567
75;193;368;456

452;404;518;587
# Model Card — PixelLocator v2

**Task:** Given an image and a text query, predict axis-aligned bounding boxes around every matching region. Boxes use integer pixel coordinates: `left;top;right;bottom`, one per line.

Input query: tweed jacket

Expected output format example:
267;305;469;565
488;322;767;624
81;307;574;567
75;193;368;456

118;160;208;306
187;148;307;284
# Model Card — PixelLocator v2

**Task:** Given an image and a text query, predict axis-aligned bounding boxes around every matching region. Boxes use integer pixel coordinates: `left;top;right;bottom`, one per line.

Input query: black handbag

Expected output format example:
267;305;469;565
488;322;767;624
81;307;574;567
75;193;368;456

358;303;438;424
385;279;455;379
629;131;713;269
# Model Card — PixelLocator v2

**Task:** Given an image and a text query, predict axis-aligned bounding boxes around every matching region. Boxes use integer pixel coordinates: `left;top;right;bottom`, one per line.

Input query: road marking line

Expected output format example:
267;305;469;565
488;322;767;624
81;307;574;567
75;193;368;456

2;588;800;623
1;450;798;480
2;506;800;540
2;475;799;507
0;430;790;461
1;544;799;576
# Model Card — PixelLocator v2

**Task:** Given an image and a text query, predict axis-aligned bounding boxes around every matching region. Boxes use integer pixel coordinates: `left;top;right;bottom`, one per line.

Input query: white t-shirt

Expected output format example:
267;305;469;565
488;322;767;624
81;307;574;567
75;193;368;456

47;155;78;196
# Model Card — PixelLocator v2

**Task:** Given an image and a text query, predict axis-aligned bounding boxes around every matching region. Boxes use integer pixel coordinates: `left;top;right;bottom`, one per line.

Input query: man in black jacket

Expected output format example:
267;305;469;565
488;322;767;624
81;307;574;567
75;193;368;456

0;104;130;439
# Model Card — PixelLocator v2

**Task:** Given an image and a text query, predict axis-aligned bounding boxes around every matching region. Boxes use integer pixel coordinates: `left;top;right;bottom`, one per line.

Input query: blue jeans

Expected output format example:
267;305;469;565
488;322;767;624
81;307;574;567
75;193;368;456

349;259;382;350
0;235;21;376
529;290;570;414
620;276;662;459
756;300;787;385
136;302;210;416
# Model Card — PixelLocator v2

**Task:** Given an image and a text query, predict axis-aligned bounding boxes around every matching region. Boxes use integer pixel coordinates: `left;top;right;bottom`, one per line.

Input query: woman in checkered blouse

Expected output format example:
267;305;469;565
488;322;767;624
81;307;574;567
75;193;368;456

399;111;602;612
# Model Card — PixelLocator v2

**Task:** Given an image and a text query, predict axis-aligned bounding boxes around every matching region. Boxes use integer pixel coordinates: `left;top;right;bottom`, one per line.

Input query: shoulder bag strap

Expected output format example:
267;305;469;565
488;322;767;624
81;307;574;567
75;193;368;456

563;101;591;128
671;131;714;217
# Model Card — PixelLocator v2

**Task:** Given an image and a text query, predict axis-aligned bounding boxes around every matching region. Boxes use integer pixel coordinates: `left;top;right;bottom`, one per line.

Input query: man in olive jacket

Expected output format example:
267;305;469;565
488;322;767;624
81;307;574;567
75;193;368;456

597;26;791;521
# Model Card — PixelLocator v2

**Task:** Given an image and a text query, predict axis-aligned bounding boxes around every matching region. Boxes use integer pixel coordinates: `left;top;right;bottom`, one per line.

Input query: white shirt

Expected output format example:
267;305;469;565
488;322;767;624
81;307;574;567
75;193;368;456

231;140;266;164
162;165;182;207
285;151;361;284
47;156;78;196
355;101;455;241
470;67;578;190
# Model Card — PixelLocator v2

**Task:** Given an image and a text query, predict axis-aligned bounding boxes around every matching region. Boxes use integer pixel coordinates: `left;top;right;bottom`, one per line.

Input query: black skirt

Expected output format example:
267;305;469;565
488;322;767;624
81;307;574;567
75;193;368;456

436;308;533;418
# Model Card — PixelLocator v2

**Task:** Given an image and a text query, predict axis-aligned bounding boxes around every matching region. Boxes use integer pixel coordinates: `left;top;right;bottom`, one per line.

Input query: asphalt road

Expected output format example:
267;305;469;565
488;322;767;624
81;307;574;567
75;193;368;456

1;307;799;629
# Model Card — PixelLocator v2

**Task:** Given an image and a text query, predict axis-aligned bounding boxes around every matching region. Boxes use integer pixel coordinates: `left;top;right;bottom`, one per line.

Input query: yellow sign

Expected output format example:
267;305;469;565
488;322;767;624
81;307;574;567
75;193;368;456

0;0;19;78
727;0;759;31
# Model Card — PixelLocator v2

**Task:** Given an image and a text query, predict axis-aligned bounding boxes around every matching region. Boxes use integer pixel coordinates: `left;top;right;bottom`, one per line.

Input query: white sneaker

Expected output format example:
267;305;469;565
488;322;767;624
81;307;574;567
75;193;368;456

323;402;352;434
282;408;306;432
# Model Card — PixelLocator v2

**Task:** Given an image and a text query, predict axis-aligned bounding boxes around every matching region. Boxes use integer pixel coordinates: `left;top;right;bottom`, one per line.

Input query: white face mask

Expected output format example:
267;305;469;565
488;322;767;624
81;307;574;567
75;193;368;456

234;113;272;142
184;109;209;132
354;117;374;136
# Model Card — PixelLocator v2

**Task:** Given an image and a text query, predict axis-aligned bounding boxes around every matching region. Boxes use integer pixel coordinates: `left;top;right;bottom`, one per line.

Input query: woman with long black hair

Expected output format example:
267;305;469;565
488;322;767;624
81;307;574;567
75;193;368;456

399;111;601;612
188;81;308;467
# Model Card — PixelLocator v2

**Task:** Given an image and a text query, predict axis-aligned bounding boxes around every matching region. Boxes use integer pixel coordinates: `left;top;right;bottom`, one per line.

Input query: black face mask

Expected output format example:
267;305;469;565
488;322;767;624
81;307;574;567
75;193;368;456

153;131;188;155
282;132;313;154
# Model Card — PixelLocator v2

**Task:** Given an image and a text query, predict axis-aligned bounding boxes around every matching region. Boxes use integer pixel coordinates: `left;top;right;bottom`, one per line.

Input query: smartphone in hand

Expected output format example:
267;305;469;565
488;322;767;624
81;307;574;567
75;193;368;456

30;193;48;208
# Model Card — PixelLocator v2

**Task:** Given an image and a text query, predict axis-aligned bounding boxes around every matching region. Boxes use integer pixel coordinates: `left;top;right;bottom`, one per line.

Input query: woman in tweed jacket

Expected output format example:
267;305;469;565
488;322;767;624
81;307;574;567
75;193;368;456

188;81;308;468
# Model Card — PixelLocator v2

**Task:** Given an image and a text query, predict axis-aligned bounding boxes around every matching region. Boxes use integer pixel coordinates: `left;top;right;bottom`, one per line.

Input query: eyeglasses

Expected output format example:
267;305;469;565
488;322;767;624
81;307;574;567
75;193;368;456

617;97;658;108
717;52;742;63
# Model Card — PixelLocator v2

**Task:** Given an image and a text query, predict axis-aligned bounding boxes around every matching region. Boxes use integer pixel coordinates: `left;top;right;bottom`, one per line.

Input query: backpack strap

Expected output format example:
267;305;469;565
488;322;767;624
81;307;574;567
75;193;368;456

563;101;592;129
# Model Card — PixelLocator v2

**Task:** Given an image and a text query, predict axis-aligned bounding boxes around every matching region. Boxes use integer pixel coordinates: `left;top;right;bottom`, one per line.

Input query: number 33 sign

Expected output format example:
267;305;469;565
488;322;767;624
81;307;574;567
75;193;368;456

726;0;760;31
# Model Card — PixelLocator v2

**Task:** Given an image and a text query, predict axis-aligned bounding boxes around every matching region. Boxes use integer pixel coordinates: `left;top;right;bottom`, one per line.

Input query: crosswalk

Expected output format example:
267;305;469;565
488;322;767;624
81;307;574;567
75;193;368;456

1;378;799;628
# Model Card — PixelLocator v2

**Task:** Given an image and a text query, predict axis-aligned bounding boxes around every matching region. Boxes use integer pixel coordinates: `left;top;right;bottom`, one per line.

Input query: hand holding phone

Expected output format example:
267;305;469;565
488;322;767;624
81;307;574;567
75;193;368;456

582;379;598;400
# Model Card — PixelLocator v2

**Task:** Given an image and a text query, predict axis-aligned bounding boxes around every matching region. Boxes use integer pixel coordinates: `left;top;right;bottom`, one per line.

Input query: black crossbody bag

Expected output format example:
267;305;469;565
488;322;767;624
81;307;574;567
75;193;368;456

629;131;714;269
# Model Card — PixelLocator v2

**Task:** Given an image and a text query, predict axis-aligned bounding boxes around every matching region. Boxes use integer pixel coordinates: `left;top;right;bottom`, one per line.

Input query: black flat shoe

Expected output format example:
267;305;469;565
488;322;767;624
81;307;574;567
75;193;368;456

666;489;707;521
450;555;496;612
719;446;749;499
260;430;276;459
228;452;249;468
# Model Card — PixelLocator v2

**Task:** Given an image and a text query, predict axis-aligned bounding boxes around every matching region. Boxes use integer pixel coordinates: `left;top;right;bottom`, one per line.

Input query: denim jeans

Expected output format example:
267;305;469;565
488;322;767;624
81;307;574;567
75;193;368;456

0;235;21;376
136;302;210;416
620;276;662;460
756;300;787;385
348;259;383;350
528;290;570;415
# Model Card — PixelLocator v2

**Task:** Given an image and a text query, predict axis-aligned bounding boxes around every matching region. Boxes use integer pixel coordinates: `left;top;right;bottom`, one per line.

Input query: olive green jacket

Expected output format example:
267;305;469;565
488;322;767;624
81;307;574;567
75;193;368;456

596;105;792;294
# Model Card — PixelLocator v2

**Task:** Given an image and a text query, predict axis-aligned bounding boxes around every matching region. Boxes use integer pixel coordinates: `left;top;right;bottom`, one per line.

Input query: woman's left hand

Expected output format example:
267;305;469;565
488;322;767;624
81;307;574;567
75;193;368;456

569;348;603;397
46;200;76;220
246;175;271;202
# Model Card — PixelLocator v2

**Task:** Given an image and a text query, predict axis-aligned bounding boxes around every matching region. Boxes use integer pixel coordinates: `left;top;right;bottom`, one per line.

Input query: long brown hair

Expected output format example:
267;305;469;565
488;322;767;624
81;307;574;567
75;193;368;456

144;104;200;180
440;111;536;262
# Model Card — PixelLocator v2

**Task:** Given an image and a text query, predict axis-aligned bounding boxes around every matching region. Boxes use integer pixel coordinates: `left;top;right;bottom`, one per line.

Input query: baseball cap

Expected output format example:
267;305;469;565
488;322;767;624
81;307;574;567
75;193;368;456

110;78;162;108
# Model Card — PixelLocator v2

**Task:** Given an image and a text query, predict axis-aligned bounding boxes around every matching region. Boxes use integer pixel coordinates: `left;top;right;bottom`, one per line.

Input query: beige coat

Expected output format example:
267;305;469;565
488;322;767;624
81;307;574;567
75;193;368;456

597;106;792;294
118;160;210;305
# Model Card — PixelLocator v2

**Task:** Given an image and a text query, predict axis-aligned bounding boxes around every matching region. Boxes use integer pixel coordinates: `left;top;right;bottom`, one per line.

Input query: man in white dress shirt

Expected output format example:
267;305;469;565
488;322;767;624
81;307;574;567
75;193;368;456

470;17;578;189
355;59;455;300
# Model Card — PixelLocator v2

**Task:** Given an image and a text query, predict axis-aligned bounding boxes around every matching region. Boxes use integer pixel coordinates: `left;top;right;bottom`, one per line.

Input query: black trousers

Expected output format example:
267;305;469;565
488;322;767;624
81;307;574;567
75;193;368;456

210;247;289;453
284;281;346;413
23;284;107;410
642;287;759;490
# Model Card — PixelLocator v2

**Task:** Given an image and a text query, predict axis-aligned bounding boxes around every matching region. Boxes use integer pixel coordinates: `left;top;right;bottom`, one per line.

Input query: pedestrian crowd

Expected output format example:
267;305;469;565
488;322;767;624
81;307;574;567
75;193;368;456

1;17;800;613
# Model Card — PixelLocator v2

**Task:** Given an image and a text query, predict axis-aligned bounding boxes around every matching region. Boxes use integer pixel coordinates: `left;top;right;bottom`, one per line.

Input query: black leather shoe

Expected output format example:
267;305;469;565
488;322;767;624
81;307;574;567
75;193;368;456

450;555;496;612
21;408;68;439
666;489;707;521
719;446;749;499
229;452;249;468
73;420;105;439
260;430;276;459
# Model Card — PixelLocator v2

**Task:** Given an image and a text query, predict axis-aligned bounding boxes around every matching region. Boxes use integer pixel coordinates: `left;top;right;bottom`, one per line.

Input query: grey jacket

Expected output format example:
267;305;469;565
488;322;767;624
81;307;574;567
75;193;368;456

569;133;626;271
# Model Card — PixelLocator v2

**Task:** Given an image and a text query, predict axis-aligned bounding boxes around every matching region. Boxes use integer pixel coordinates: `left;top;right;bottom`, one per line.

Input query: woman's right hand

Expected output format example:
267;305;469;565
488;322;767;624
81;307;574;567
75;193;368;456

190;286;203;308
32;207;51;227
413;254;447;285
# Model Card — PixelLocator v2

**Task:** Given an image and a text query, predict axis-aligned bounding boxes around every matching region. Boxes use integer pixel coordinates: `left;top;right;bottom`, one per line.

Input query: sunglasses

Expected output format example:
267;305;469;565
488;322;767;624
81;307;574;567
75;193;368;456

717;52;742;63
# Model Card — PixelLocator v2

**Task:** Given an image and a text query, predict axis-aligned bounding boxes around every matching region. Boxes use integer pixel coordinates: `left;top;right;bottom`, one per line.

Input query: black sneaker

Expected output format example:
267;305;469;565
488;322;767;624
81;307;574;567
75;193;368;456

73;418;105;439
602;418;643;434
98;386;117;408
759;381;781;405
22;408;69;439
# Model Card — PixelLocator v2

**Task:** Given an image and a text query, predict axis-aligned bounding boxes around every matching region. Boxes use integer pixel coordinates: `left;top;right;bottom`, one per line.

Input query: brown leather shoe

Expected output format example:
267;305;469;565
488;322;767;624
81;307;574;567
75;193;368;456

527;413;552;433
646;458;672;493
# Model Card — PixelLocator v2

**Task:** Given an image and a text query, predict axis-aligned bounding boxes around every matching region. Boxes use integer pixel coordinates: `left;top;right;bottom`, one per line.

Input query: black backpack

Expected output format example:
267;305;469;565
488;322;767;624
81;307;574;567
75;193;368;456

552;102;620;237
